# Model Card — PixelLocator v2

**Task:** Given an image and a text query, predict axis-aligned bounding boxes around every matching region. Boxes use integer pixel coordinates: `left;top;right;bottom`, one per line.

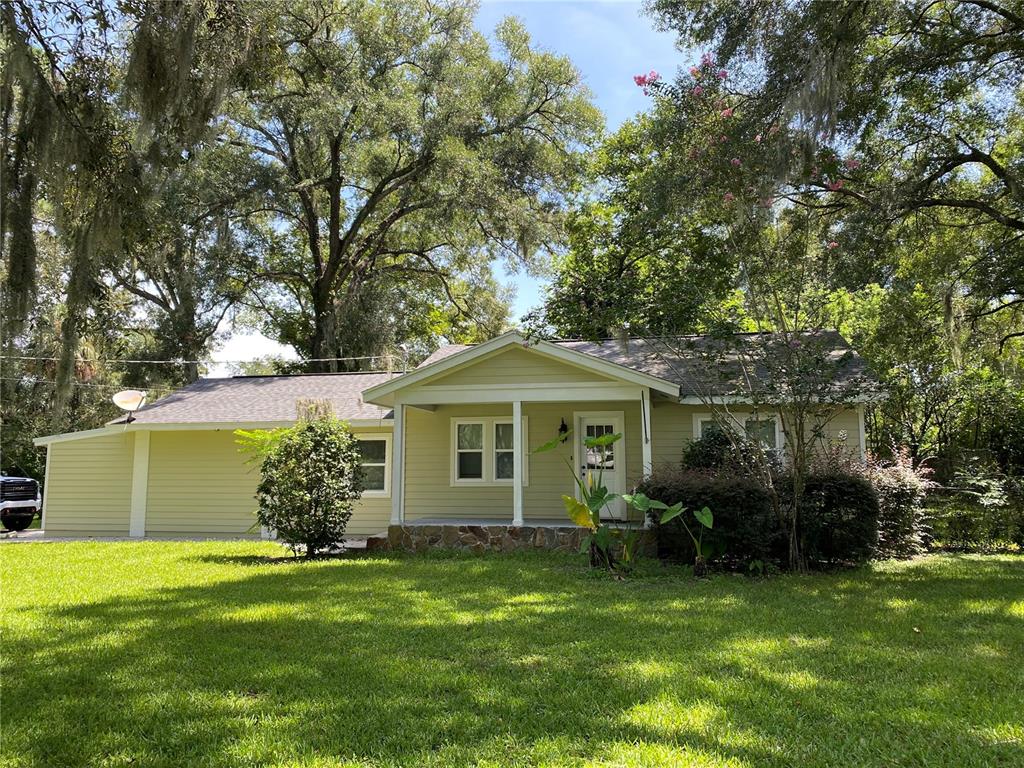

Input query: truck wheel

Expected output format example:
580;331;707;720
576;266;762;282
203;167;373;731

1;511;34;532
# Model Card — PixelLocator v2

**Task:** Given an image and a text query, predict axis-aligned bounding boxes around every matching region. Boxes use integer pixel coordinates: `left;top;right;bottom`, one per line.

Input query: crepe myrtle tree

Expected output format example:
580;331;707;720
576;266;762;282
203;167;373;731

647;322;880;572
237;408;363;557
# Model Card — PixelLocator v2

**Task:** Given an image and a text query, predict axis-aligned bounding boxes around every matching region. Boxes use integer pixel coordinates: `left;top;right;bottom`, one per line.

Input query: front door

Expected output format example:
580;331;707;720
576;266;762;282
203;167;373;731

576;412;626;519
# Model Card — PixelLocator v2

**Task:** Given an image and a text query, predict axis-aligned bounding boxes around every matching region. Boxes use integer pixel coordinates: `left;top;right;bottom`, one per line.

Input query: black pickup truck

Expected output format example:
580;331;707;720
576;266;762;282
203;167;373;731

0;475;41;532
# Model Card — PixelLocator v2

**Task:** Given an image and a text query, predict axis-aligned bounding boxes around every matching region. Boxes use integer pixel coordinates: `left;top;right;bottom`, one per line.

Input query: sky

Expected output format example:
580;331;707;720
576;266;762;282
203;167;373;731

208;1;683;375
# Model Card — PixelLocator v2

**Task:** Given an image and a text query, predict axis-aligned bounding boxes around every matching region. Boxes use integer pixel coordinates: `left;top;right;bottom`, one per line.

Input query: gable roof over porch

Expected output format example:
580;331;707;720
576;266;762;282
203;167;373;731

360;332;681;407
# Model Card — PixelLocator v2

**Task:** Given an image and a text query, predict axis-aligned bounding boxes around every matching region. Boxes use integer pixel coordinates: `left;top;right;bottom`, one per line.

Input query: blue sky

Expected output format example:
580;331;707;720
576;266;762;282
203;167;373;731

212;1;683;372
477;0;683;320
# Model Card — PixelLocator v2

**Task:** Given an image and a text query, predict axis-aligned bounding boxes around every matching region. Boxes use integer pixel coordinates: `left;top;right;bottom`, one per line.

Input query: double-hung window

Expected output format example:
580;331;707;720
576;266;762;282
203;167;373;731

452;417;528;485
694;412;782;454
355;434;391;497
454;422;485;481
744;416;779;451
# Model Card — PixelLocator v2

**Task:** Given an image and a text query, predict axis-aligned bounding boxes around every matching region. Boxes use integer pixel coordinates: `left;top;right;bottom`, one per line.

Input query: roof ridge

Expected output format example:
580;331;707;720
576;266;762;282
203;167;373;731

228;370;399;379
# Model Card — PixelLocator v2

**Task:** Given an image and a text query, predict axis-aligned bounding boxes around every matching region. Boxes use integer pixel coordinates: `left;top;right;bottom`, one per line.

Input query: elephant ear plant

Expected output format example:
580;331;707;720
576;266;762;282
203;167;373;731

626;493;714;576
533;429;659;573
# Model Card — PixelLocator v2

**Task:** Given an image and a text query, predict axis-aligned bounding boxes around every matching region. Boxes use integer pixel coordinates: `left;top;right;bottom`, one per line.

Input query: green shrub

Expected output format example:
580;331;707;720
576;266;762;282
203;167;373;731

246;417;364;557
680;425;780;474
680;426;734;470
794;469;879;565
636;467;781;567
868;451;933;558
928;469;1024;551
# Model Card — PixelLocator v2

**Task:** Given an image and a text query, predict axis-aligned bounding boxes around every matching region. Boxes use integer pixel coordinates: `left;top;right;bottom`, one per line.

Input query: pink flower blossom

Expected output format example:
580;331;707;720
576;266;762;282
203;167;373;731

827;179;845;191
724;192;735;202
754;133;762;143
692;85;704;96
633;70;661;89
731;157;741;166
827;241;839;249
701;52;715;66
689;66;701;78
721;108;734;118
717;69;728;79
844;158;861;170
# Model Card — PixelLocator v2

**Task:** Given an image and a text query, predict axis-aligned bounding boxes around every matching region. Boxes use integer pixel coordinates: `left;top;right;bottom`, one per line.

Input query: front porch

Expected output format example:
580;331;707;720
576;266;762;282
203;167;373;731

359;333;683;532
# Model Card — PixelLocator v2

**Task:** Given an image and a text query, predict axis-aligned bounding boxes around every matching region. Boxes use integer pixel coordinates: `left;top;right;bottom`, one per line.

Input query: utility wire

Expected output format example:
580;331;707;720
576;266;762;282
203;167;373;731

1;353;401;365
0;377;172;392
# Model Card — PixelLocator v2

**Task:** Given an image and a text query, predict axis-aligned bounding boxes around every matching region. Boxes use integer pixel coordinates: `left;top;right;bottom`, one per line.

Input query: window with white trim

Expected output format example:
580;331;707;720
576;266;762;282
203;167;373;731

455;422;485;481
494;421;515;480
694;412;782;453
355;434;391;496
451;417;529;485
744;416;779;451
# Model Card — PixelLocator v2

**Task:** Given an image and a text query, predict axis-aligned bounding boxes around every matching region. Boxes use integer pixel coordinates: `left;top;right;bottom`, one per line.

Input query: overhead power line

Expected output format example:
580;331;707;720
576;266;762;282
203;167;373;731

0;353;401;366
0;377;172;392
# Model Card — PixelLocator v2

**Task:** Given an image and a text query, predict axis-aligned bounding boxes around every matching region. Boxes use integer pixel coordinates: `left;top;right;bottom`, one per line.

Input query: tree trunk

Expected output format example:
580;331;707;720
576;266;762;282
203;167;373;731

310;278;337;373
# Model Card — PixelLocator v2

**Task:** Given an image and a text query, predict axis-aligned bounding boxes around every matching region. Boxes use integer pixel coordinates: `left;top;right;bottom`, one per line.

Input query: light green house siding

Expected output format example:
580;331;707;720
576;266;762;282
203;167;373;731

426;345;616;387
145;430;261;538
402;400;863;523
403;401;645;522
649;402;864;467
42;426;396;538
43;432;134;536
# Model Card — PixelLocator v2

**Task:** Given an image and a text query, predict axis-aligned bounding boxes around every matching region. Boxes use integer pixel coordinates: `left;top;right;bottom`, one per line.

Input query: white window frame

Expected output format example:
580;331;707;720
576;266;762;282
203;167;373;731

693;411;784;453
354;433;392;498
450;417;529;486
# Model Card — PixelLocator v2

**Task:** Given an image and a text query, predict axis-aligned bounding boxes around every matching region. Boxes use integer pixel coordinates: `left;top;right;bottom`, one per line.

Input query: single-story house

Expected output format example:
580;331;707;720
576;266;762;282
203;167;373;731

34;331;877;539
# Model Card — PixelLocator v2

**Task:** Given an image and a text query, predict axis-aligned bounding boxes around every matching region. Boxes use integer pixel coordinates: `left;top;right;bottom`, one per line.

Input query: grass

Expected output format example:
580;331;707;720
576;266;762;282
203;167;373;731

1;544;1022;768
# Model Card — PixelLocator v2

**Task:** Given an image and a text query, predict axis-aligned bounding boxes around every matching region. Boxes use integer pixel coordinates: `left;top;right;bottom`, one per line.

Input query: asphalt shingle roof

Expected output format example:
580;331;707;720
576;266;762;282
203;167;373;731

128;332;875;425
125;372;397;424
421;331;876;398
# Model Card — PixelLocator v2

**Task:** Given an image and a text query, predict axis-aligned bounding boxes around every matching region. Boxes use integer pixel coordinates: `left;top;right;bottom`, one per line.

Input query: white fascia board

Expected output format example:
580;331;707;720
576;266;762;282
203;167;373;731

527;339;680;396
362;331;679;404
361;331;524;404
678;393;885;405
109;418;394;432
33;426;121;446
400;383;644;405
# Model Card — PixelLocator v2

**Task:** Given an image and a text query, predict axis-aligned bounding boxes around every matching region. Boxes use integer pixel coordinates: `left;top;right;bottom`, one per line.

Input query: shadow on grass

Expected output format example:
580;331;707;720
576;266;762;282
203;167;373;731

3;550;1023;767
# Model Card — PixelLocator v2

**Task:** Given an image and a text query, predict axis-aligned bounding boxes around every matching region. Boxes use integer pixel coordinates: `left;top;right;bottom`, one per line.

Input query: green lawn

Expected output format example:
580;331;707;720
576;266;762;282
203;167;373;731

1;544;1022;767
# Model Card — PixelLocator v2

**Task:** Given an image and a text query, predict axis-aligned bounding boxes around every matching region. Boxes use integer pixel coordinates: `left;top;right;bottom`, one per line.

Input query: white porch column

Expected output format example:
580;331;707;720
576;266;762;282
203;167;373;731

641;389;653;529
390;401;405;525
129;430;150;538
641;387;653;476
513;399;524;526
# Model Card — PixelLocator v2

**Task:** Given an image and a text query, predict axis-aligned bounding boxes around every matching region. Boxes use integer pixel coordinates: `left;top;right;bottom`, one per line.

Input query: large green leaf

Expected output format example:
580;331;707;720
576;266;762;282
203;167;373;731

622;493;669;512
586;486;618;514
660;502;686;525
621;492;648;512
579;533;593;554
532;430;571;454
583;432;622;448
693;506;713;529
563;495;597;530
592;525;614;552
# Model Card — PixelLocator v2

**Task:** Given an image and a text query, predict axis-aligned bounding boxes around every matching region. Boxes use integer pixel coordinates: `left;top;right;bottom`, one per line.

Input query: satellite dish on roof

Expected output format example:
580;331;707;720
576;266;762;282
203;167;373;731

112;390;146;423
